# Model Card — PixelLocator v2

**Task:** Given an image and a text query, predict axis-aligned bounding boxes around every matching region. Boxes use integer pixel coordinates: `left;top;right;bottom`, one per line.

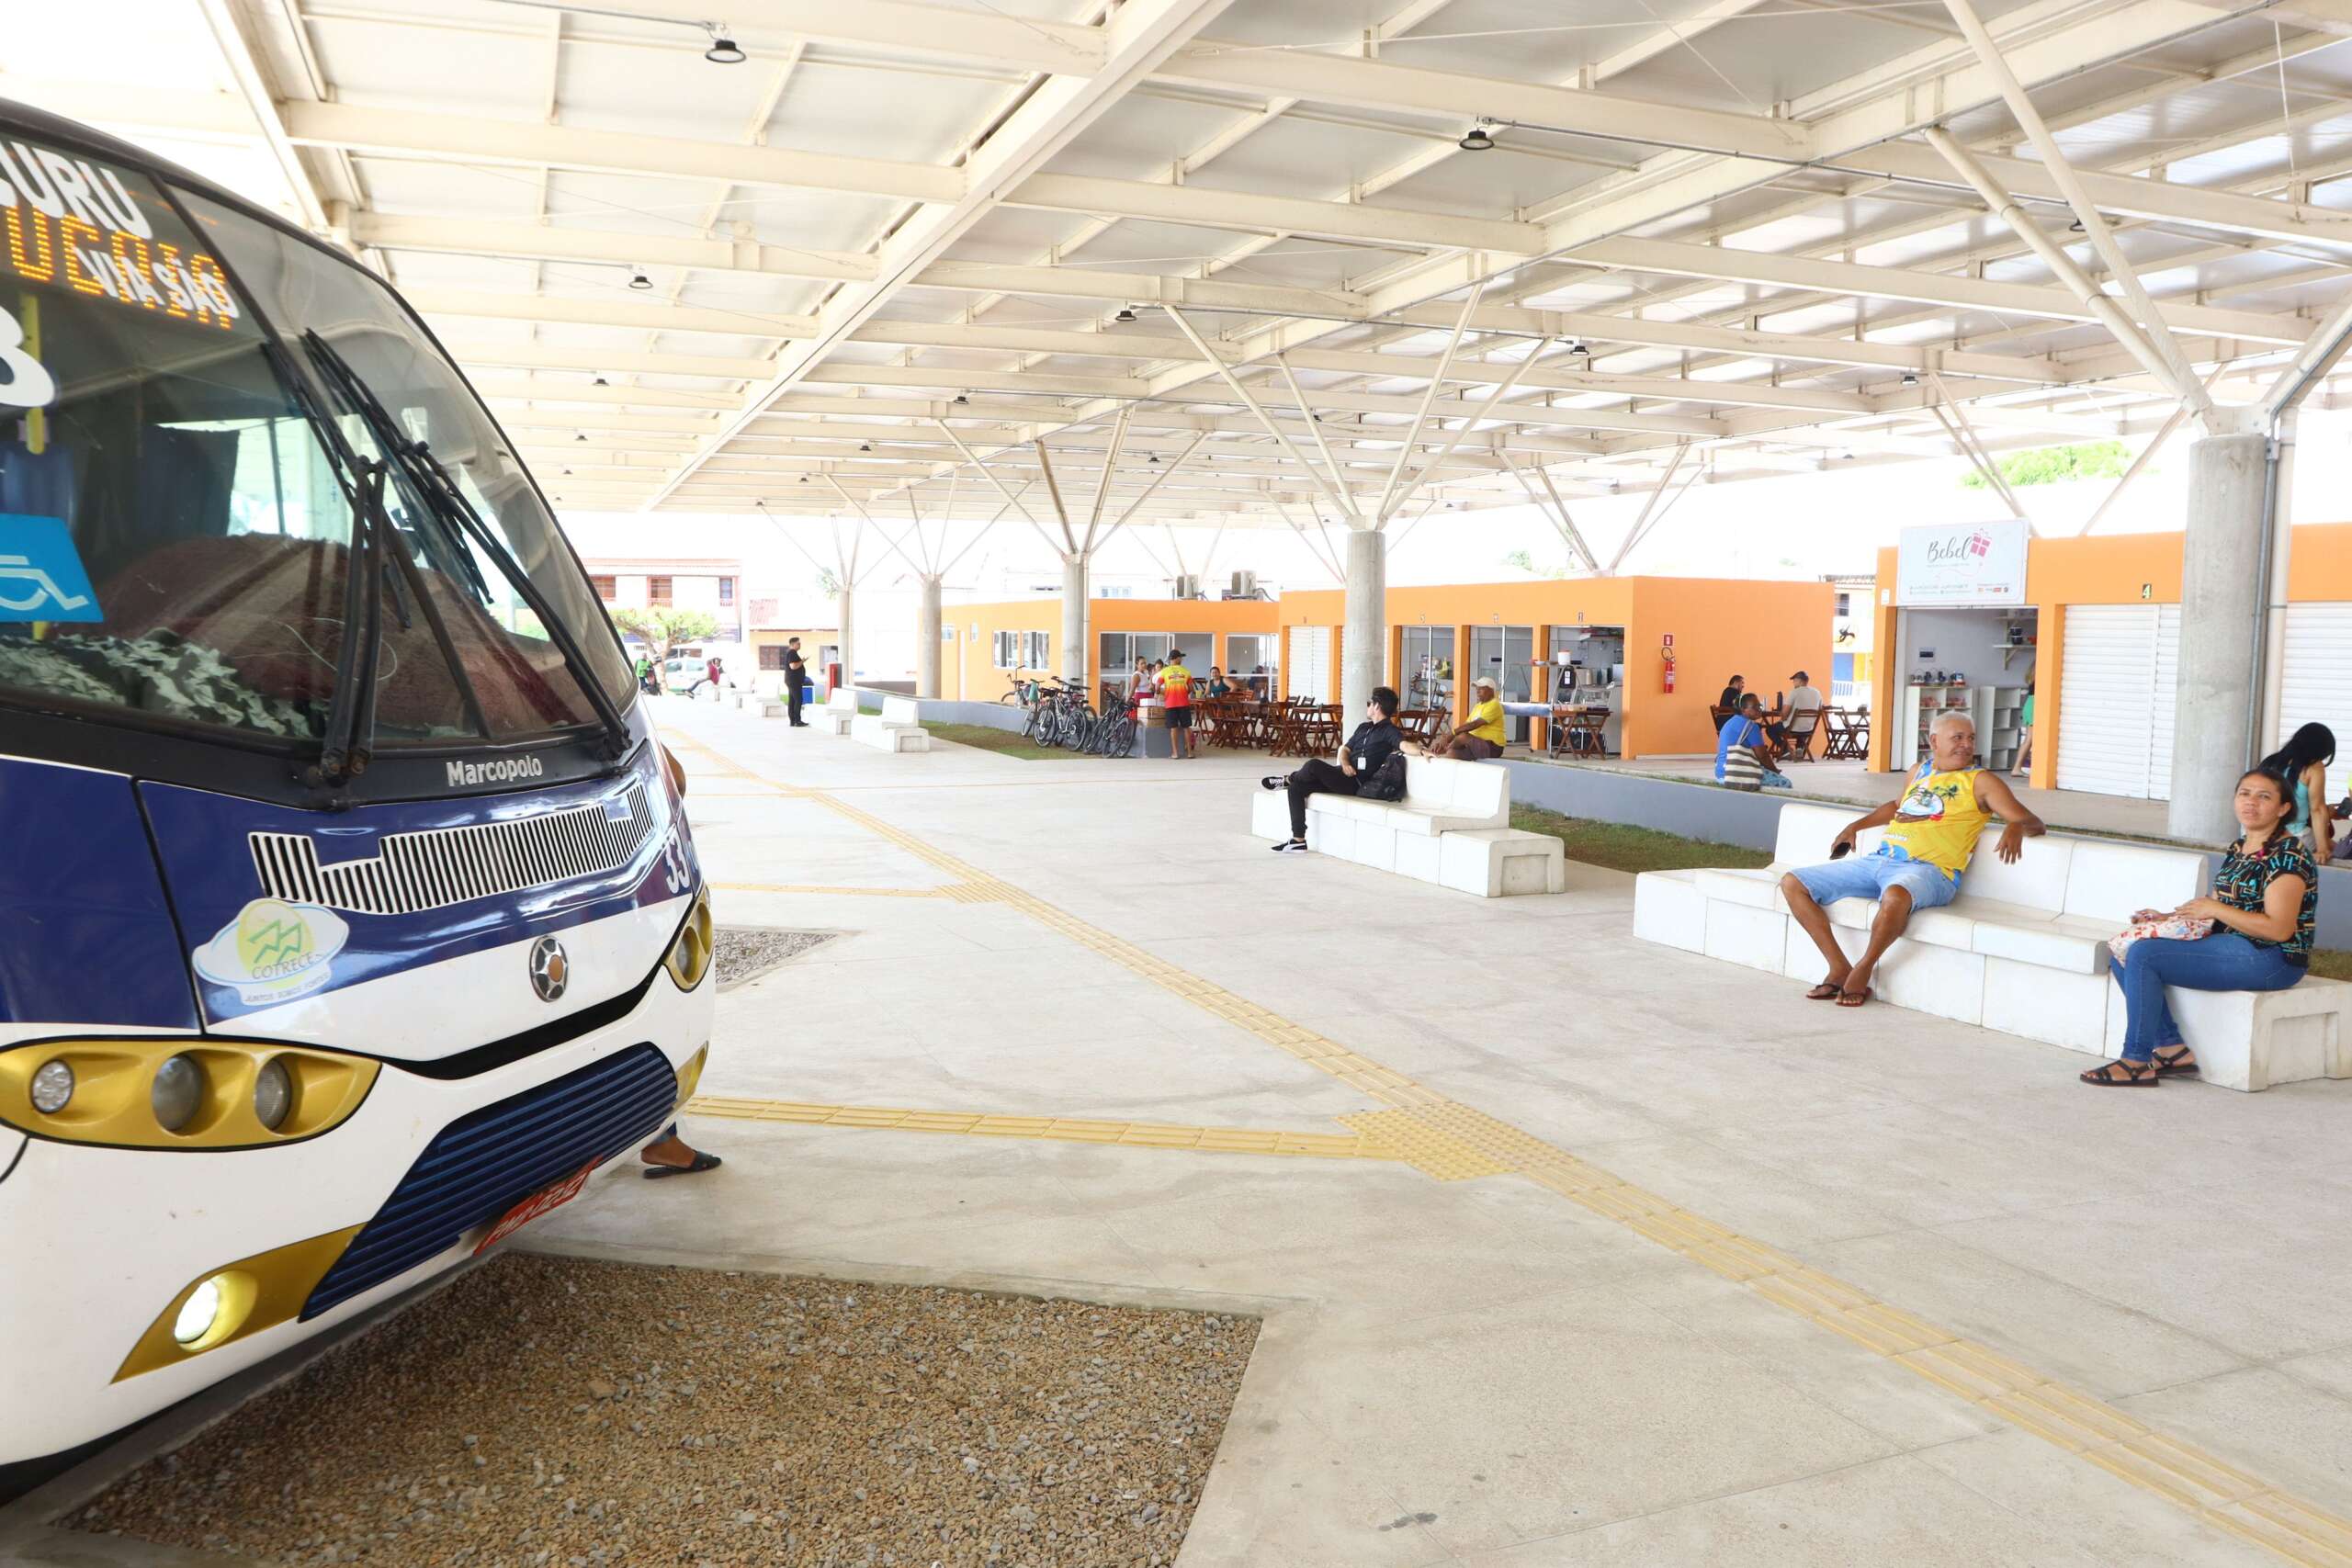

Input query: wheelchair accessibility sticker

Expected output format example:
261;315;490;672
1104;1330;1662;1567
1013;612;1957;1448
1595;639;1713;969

0;514;102;622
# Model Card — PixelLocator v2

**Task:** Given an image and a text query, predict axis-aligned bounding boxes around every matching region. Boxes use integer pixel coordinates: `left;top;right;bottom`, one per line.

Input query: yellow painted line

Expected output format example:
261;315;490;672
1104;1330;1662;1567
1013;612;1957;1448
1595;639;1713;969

685;1095;1383;1162
679;727;2352;1567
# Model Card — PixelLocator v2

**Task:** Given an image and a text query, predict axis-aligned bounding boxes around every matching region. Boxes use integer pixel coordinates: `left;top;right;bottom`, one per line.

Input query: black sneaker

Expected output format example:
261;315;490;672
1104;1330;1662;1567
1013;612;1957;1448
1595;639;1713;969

1271;838;1308;853
1260;775;1283;791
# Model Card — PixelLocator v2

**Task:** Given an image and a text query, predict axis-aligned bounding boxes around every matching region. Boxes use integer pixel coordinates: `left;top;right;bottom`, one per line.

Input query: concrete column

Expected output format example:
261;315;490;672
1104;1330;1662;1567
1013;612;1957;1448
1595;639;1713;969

1341;527;1386;721
2256;409;2297;758
2166;417;2269;841
1060;553;1089;689
914;575;943;699
834;587;854;694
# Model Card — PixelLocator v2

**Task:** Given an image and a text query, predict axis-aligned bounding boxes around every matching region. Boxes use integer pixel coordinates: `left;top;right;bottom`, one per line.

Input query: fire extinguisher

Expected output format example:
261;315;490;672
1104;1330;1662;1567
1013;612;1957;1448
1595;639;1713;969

1662;651;1676;694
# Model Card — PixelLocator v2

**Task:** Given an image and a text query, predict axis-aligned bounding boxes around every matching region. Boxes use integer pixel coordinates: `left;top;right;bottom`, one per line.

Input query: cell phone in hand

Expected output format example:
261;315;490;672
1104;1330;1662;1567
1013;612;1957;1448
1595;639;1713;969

1830;840;1853;859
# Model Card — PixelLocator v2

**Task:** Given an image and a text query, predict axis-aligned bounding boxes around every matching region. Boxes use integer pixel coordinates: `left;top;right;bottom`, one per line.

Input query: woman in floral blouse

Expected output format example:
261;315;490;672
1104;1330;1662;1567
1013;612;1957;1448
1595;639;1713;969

2081;766;2318;1086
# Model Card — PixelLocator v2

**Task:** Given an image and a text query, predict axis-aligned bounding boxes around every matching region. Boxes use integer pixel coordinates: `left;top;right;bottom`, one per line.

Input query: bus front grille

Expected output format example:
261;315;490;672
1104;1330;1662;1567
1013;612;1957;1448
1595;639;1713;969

249;779;654;916
301;1044;677;1320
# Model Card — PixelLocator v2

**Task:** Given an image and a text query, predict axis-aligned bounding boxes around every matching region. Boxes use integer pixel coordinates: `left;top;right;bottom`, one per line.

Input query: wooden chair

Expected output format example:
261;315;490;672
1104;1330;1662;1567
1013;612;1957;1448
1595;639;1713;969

1781;706;1825;761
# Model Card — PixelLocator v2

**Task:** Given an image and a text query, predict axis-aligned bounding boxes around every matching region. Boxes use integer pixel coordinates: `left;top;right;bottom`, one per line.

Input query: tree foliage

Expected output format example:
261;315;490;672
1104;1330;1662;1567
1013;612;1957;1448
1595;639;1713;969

1960;439;2130;490
608;606;719;662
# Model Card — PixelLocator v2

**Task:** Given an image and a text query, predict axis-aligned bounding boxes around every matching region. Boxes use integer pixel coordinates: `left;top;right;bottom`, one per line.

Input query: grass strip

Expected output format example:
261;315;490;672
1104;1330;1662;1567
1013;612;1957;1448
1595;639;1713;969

925;720;1084;761
1510;803;1772;874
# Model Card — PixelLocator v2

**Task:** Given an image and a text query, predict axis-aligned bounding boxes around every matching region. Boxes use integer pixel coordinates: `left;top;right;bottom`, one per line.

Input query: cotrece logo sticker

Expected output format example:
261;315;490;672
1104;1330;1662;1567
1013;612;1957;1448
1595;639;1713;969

192;898;351;1007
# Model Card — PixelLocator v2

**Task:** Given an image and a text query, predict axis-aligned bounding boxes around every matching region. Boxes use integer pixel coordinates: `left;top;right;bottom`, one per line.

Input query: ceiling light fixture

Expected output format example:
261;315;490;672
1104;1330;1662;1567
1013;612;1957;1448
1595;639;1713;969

1114;306;1137;323
1899;371;1919;388
2068;217;2086;233
592;375;609;387
575;433;588;442
1566;341;1591;361
703;24;746;64
1458;121;1496;152
628;272;652;290
953;392;968;404
859;442;872;453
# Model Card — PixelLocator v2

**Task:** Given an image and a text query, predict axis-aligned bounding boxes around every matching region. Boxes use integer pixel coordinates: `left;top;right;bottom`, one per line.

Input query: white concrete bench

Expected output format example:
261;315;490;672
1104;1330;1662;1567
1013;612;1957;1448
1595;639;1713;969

1249;755;1564;897
821;687;859;737
851;694;932;753
1633;799;2350;1090
736;689;786;717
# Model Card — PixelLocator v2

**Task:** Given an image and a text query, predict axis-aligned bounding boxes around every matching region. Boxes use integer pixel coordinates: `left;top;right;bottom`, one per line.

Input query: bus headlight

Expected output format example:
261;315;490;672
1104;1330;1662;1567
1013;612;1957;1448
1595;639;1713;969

0;1040;379;1150
152;1055;206;1134
664;890;714;990
28;1060;73;1114
253;1058;293;1131
117;1230;360;1381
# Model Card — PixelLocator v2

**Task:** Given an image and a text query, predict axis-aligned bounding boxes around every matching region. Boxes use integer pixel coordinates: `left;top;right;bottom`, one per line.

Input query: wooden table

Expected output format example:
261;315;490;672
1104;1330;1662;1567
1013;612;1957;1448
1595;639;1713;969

1822;706;1870;760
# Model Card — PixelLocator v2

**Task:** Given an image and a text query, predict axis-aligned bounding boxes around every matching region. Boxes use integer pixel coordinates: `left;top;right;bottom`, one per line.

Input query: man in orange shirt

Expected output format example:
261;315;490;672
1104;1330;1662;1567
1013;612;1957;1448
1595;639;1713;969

1159;649;1196;759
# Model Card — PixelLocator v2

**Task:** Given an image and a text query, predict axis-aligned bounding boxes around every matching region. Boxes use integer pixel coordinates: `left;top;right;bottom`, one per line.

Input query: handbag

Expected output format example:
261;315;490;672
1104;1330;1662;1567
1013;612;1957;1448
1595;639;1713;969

2107;914;2214;963
1358;750;1408;802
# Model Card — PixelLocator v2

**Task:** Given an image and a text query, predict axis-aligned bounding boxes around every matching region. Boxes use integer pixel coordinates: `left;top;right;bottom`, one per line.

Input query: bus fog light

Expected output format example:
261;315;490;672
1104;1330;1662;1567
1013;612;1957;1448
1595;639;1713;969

252;1059;292;1131
152;1055;206;1134
28;1060;73;1114
175;1278;224;1345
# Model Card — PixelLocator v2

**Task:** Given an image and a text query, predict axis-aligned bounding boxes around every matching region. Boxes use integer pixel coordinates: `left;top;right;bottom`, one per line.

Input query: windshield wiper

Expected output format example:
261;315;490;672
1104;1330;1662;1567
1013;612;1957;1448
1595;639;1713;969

298;331;632;764
264;338;412;786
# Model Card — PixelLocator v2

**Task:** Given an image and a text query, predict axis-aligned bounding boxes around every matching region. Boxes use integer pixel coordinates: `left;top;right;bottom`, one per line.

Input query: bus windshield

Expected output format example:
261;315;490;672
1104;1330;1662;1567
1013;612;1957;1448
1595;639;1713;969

0;130;631;753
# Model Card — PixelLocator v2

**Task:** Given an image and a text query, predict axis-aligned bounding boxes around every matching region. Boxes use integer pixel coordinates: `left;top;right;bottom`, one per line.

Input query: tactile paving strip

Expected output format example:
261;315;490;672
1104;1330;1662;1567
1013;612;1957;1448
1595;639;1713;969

688;1096;1382;1162
672;728;2352;1567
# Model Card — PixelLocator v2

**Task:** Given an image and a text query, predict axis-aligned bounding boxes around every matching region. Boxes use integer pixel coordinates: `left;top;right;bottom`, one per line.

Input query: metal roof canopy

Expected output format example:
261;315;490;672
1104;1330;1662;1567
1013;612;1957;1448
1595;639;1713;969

17;0;2352;538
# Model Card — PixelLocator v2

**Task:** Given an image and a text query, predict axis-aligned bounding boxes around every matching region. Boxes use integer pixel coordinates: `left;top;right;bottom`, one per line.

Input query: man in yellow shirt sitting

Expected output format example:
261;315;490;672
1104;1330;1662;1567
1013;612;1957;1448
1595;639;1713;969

1422;673;1508;761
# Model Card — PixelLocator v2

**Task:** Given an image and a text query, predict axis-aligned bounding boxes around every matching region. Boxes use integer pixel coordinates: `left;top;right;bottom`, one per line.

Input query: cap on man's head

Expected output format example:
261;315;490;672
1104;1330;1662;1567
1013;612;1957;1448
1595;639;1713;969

1169;649;1184;660
1789;670;1807;682
1473;674;1498;692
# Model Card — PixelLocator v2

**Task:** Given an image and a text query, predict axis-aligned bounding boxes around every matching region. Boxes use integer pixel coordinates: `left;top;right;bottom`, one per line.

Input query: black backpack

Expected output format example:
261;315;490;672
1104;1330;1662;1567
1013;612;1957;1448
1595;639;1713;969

1358;750;1408;802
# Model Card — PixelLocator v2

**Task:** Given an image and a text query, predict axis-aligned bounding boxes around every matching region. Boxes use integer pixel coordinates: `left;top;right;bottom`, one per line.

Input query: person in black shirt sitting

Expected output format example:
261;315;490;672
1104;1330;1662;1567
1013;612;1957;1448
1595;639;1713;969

1261;686;1404;853
782;637;810;726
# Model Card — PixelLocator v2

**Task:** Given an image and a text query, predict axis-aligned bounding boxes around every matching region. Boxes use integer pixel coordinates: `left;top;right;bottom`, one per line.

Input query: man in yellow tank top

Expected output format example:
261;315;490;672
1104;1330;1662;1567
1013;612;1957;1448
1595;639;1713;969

1780;711;2044;1007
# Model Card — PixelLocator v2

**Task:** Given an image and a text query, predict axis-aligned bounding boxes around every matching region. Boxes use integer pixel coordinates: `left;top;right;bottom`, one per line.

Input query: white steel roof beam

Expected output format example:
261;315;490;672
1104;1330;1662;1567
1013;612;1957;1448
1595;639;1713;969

1936;0;2211;413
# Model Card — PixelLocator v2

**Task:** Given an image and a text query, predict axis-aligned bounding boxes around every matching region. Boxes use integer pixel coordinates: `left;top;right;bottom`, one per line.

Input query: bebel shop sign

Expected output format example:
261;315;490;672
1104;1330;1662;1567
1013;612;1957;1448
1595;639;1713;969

447;755;546;787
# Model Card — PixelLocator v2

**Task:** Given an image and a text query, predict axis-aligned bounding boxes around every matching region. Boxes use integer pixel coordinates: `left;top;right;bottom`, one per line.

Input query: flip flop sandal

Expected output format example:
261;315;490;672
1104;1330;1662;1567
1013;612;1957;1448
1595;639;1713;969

1836;986;1873;1008
2152;1046;2200;1077
643;1152;723;1179
1804;982;1844;1001
2079;1061;2159;1088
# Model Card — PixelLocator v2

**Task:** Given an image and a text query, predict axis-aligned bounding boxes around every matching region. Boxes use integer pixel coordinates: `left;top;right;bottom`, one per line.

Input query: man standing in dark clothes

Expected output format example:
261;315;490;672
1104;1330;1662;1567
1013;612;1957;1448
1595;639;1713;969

1260;686;1405;853
782;637;809;727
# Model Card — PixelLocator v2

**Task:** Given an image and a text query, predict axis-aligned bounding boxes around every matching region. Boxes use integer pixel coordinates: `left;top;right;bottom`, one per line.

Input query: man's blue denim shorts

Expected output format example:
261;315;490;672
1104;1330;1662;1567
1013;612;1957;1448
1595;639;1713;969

1790;848;1961;910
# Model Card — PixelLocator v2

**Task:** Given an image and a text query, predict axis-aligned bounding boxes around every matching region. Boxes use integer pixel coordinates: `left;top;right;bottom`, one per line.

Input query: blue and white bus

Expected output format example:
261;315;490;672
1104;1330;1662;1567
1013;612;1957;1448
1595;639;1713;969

0;103;714;1494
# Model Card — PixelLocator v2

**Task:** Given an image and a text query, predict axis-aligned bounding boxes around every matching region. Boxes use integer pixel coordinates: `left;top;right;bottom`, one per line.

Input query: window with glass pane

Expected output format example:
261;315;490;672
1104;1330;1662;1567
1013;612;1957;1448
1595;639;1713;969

1224;633;1274;696
0;143;366;742
718;576;734;606
178;186;630;739
591;573;615;599
992;630;1016;669
648;576;672;606
1399;626;1454;716
1022;630;1049;669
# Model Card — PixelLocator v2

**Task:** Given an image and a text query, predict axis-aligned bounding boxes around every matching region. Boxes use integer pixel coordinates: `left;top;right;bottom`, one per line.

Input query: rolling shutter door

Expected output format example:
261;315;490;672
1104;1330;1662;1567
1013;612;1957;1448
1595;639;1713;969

2280;604;2352;780
1288;626;1330;700
2057;605;2164;798
2145;604;2181;803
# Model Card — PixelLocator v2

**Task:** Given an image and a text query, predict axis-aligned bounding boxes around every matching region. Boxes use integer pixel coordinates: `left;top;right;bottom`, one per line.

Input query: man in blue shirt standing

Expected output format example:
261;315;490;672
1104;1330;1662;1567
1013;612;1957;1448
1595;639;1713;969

1716;694;1773;791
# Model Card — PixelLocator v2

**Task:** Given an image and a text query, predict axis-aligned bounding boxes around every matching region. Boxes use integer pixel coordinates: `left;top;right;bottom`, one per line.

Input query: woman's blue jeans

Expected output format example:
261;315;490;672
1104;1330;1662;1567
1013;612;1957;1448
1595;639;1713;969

2108;932;2302;1061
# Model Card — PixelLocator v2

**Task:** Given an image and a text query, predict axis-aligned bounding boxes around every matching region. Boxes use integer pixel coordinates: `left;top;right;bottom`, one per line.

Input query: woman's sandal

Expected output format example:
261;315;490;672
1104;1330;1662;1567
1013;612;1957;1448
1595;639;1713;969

2152;1046;2200;1078
643;1151;723;1179
1804;982;1844;1001
2079;1060;2159;1087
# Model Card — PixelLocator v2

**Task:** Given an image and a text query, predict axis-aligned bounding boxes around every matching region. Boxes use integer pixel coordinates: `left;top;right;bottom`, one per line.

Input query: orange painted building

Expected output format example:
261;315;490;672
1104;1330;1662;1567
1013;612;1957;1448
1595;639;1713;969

949;597;1281;702
1278;577;1833;760
1867;522;2352;788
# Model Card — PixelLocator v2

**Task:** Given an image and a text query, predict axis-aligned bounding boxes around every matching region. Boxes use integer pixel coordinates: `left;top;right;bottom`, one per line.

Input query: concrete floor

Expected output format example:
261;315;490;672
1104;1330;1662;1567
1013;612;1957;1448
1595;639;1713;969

514;701;2352;1567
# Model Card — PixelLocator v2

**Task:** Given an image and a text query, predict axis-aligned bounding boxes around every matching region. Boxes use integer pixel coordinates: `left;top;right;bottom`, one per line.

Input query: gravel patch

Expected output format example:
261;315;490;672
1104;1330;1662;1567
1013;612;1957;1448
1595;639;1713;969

715;926;832;991
69;1254;1257;1567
